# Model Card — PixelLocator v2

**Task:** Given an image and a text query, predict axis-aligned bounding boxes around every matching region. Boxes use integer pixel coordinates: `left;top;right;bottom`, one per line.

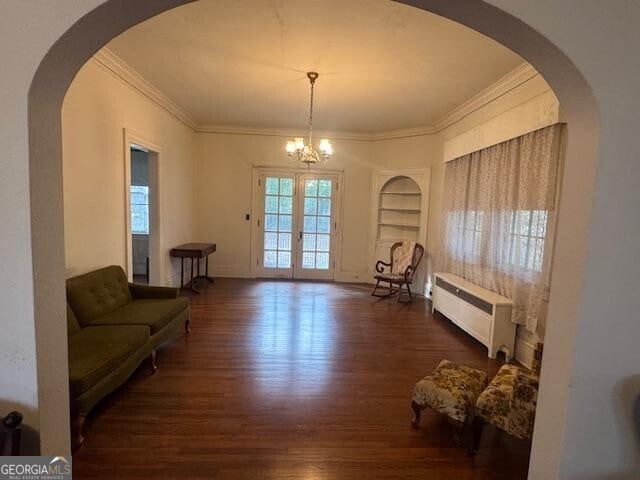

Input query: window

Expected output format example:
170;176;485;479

446;210;484;261
446;209;548;275
130;185;149;234
263;177;293;268
506;209;548;273
301;178;332;270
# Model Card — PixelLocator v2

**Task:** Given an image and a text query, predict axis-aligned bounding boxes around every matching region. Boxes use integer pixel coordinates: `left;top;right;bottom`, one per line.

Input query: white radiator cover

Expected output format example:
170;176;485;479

432;272;516;359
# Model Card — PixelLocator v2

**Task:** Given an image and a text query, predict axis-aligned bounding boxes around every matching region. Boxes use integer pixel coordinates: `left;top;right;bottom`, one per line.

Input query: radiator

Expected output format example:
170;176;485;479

432;272;516;359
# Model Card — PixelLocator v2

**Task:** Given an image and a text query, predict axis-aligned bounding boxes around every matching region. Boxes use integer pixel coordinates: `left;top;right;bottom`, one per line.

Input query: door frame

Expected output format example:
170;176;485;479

293;171;341;281
123;128;163;285
250;166;344;280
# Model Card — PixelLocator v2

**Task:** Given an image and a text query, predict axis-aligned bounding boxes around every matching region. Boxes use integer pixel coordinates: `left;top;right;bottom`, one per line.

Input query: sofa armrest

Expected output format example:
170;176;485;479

128;283;179;299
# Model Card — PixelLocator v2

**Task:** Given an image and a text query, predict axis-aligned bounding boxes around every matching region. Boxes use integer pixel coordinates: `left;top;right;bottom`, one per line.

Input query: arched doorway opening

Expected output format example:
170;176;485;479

28;1;599;477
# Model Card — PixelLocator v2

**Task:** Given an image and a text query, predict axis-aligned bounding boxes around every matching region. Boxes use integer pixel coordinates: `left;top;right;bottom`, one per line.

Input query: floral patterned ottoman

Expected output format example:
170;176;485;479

475;364;539;440
411;360;488;429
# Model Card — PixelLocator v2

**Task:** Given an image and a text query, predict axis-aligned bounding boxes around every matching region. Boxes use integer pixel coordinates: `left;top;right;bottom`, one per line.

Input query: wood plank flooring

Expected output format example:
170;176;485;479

72;278;530;479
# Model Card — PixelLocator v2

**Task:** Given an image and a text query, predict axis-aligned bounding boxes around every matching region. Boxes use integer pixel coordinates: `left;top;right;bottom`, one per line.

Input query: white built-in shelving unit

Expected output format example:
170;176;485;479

377;176;423;242
369;169;431;294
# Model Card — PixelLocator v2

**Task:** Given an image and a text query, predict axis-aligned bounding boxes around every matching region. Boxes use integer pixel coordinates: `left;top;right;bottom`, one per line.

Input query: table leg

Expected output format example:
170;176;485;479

187;257;199;294
205;254;214;283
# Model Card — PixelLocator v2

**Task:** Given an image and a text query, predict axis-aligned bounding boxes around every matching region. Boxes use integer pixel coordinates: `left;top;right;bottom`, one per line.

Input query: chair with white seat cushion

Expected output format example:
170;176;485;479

371;241;424;302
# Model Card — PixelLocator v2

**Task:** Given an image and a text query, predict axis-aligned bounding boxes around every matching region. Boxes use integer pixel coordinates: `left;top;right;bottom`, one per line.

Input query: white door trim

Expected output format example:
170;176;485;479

250;166;344;280
123;128;163;285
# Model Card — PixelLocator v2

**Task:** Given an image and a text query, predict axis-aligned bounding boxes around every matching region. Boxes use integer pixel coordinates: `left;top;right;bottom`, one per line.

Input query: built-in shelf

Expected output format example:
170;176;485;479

378;238;416;244
380;191;422;196
377;175;423;244
378;222;420;228
379;208;421;213
372;169;430;294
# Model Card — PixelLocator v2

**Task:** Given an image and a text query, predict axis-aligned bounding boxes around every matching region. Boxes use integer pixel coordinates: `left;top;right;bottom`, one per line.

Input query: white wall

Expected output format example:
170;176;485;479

0;0;101;454
2;2;640;477
195;133;377;282
62;58;197;286
195;131;440;282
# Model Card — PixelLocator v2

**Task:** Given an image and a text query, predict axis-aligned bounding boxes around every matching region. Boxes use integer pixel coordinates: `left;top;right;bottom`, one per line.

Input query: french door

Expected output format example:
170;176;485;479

254;169;340;280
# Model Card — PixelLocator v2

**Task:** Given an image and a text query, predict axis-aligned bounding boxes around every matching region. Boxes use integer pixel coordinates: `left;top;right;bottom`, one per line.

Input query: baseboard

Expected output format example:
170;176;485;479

167;266;370;283
164;274;177;288
210;265;252;278
335;270;371;283
514;336;535;369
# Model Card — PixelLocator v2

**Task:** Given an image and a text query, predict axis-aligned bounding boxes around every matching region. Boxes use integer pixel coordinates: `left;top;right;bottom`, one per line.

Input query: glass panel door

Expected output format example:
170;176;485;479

295;174;337;280
259;175;295;278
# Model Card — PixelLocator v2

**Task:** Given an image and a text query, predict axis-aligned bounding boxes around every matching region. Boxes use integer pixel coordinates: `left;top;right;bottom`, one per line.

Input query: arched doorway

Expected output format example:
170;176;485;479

28;1;599;477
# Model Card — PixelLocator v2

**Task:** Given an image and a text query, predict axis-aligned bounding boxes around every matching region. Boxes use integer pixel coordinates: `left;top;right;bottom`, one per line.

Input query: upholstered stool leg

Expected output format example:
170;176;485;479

411;400;424;428
447;417;466;446
467;416;485;455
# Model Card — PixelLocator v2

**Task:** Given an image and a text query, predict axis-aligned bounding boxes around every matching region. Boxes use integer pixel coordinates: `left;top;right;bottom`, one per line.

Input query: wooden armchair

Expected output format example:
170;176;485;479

371;242;424;302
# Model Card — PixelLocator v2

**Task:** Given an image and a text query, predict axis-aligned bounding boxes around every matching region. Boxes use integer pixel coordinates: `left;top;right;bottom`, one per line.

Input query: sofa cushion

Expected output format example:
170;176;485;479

67;303;81;334
68;325;149;397
67;266;132;325
88;297;189;335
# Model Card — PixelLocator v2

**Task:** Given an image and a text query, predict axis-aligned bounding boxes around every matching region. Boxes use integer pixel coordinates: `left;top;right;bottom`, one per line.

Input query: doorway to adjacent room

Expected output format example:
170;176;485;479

124;132;162;286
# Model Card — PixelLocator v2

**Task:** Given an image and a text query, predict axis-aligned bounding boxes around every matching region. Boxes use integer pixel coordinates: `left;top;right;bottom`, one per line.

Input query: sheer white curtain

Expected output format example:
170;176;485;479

440;124;564;334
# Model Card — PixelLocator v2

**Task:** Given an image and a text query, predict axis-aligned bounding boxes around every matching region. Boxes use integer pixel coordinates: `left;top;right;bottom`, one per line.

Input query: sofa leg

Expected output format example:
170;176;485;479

411;400;424;428
71;413;86;452
149;350;158;373
185;316;191;334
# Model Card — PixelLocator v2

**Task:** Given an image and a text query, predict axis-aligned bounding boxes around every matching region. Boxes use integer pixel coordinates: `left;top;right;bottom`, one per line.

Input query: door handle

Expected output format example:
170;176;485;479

299;231;303;240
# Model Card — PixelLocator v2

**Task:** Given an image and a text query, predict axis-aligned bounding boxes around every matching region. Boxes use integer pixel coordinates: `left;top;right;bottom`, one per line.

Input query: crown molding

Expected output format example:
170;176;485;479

368;63;541;140
92;48;198;130
91;49;541;141
195;124;374;141
370;125;439;141
432;62;539;132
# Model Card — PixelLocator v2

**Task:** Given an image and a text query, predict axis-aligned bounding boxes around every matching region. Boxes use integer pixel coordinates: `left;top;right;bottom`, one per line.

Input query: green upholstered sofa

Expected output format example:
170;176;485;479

66;265;190;448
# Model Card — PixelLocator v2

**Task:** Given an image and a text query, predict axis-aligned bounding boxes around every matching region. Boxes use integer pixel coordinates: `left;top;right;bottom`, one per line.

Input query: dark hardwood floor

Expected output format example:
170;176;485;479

72;278;530;479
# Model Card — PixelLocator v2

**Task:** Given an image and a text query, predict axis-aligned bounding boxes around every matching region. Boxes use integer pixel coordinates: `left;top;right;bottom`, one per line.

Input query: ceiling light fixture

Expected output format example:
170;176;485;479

286;72;332;165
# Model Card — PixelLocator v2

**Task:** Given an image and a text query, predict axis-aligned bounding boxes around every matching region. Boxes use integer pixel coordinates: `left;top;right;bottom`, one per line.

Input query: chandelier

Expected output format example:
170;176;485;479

285;71;333;165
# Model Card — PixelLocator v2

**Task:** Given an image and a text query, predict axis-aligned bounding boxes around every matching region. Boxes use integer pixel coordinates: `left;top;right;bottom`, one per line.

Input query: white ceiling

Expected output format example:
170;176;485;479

107;0;525;133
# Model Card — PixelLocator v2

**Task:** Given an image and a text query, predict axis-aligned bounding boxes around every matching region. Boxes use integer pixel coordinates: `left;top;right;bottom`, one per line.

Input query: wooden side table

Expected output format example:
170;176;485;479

169;243;216;294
